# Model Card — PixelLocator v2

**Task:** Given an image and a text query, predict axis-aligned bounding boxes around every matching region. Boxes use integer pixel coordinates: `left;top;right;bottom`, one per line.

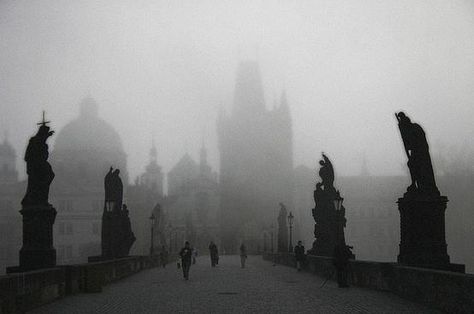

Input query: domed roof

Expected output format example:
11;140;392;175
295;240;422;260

53;97;124;154
51;97;128;188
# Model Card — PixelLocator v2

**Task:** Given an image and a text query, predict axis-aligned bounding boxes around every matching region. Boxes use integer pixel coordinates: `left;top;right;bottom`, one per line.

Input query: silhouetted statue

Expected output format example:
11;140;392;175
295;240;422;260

395;112;439;197
96;167;135;260
22;116;55;206
277;203;288;252
103;167;124;212
395;112;464;273
8;112;57;273
318;153;334;191
117;204;136;257
309;153;351;258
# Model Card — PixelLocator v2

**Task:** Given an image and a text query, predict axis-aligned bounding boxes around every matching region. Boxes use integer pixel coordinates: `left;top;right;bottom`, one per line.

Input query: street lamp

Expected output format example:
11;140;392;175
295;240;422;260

149;213;156;256
287;211;294;253
333;190;345;244
168;222;172;252
270;223;274;253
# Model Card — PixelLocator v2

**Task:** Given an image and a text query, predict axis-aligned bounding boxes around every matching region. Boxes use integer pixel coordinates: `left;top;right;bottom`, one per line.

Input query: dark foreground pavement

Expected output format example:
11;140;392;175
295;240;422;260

29;255;438;314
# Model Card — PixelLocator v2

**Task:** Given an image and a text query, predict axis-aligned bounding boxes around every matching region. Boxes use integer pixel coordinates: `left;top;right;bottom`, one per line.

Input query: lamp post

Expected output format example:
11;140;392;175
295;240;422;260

149;213;156;256
168;223;172;252
270;223;274;253
333;190;344;244
288;211;294;253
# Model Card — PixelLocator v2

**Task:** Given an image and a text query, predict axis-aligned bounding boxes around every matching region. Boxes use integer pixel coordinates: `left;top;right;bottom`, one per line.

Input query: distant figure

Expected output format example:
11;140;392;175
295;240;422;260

395;112;439;196
192;248;198;264
179;241;193;280
22;118;55;207
239;243;247;268
209;241;219;267
159;245;168;268
294;241;305;271
333;243;353;288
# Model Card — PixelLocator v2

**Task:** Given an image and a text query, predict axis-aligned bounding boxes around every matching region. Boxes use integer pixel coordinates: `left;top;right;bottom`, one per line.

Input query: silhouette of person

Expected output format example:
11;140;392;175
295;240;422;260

240;243;247;268
209;241;219;267
179;241;193;280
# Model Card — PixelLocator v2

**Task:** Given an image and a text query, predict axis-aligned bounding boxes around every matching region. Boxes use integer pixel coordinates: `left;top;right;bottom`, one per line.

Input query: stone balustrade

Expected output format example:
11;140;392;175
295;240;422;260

0;255;171;314
263;253;474;313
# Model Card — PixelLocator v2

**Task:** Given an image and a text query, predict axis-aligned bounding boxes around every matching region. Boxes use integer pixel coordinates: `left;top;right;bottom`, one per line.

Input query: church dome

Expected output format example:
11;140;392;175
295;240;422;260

51;97;128;189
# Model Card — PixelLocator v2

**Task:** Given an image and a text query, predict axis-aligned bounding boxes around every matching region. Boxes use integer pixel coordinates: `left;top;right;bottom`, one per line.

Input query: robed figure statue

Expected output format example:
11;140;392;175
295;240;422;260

395;112;439;197
22;122;55;206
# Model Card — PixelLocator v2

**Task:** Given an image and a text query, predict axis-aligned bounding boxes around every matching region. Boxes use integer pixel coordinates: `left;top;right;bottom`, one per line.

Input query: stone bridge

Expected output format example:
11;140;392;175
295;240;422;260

2;255;455;314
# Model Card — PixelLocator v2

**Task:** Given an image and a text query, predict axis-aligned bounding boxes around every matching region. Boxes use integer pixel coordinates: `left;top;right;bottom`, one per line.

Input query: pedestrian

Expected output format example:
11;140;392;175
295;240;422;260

192;247;198;264
159;245;169;268
179;241;193;280
294;240;305;271
209;241;219;267
333;243;353;288
239;243;247;268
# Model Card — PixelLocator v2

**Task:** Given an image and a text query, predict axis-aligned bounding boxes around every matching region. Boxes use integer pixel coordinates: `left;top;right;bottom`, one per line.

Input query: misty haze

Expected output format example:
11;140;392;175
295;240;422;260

0;1;473;313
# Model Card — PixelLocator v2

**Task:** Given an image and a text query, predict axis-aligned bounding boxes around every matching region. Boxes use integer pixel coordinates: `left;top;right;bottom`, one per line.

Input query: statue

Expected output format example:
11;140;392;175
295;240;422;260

97;167;135;260
104;167;123;212
309;153;351;257
8;111;57;273
395;112;439;197
395;112;463;272
22;112;55;206
318;153;334;192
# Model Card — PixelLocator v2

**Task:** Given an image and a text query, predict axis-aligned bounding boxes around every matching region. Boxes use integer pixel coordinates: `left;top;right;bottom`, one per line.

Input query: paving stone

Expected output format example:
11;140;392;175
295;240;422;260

29;256;439;314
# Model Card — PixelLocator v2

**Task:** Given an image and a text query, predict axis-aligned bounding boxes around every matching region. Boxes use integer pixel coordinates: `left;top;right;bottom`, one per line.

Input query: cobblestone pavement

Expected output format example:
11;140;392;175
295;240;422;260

30;256;438;314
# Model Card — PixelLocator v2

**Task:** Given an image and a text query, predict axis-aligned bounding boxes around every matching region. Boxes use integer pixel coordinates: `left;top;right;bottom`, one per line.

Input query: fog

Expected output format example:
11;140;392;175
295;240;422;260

1;0;474;181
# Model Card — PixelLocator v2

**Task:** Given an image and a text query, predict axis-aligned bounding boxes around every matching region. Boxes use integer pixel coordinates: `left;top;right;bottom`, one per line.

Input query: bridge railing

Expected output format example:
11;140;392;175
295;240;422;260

263;252;474;314
0;255;173;314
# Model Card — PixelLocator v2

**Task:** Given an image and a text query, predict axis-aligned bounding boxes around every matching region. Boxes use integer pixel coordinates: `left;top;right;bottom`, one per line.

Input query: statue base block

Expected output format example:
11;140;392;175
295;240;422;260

397;196;464;273
7;205;57;273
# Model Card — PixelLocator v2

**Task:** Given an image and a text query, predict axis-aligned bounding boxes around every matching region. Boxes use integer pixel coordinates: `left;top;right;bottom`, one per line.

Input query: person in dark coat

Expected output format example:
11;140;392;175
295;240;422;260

239;243;247;268
294;241;305;271
333;243;353;288
179;241;193;280
209;241;219;267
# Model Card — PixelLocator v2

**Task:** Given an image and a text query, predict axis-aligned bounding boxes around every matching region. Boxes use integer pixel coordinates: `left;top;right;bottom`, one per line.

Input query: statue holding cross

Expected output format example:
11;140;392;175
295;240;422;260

22;111;55;206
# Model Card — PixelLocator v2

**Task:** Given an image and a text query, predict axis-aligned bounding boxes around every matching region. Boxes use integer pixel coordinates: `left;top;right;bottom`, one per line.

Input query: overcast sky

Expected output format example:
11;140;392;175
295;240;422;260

1;0;474;183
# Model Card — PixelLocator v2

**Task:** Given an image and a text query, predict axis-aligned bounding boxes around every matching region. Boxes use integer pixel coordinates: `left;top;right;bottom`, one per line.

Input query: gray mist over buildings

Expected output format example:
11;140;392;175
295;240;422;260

1;0;474;271
1;0;474;181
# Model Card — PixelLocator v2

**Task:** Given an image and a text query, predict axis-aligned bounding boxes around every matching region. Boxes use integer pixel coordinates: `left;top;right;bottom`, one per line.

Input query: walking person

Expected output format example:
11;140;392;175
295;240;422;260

294;241;305;271
209;241;219;267
159;245;169;268
333;243;353;288
179;241;193;280
239;243;247;268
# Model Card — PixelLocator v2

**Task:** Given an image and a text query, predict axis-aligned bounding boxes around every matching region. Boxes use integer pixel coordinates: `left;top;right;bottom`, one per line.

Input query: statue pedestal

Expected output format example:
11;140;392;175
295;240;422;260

7;205;57;273
397;196;464;273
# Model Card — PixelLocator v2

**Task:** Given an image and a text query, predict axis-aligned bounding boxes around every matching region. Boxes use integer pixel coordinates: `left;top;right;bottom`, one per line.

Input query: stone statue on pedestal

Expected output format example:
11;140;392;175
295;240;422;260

395;112;439;197
395;112;464;272
277;203;288;253
8;112;57;273
100;167;135;260
309;153;349;257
